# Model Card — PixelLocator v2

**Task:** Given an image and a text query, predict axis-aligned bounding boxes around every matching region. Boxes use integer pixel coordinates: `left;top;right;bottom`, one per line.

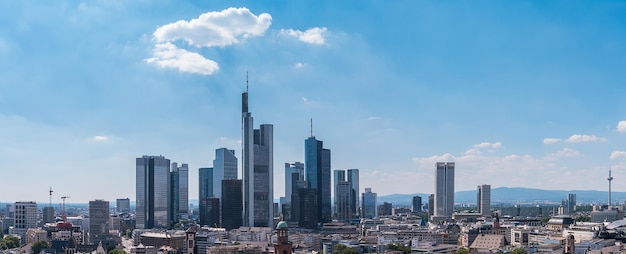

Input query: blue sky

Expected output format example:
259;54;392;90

1;1;626;203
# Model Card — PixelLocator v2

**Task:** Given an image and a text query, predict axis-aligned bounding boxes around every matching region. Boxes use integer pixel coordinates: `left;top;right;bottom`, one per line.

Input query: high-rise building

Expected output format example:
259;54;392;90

434;162;455;218
199;167;214;199
567;193;576;214
43;207;55;223
222;179;243;230
362;188;377;219
428;194;434;218
213;148;238;199
347;169;360;218
285;162;304;205
333;170;346;216
292;188;319;229
335;181;352;222
242;87;274;227
136;155;171;229
89;199;110;244
412;195;422;213
199;198;220;227
170;162;189;222
116;198;130;213
477;184;491;216
305;135;331;223
11;201;37;242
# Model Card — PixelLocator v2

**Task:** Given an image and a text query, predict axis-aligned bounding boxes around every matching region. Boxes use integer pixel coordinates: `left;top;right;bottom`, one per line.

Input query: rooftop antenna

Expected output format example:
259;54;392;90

310;118;313;137
49;187;53;208
246;71;249;93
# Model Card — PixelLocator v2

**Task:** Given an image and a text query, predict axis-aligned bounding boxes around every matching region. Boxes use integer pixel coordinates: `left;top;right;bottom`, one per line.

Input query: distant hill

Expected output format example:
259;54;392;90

377;187;626;206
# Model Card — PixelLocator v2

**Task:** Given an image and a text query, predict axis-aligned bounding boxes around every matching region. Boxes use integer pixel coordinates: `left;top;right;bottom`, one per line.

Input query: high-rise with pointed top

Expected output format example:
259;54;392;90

242;76;274;227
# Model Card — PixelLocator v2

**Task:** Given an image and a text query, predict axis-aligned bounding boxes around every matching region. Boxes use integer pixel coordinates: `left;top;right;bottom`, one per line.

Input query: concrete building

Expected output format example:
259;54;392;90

213;148;238;199
333;170;346;217
89;199;110;244
477;184;491;216
285;162;304;205
43;206;55;223
242;87;274;227
116;198;130;213
199;198;220;228
335;181;352;222
434;162;455;218
305;135;331;224
362;188;377;219
136;155;171;229
11;201;37;242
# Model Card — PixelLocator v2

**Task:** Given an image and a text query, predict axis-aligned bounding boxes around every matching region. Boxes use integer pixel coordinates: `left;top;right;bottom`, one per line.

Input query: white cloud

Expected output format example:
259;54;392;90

294;62;305;69
610;150;626;160
91;135;108;142
473;142;502;149
618;120;626;133
464;148;482;155
144;42;219;75
153;7;272;47
550;148;581;158
368;116;381;121
280;27;328;45
301;97;308;103
543;138;562;144
566;134;606;143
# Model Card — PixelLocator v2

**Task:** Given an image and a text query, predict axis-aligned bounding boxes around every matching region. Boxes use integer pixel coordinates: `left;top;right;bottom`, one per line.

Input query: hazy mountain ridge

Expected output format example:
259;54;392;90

377;187;624;206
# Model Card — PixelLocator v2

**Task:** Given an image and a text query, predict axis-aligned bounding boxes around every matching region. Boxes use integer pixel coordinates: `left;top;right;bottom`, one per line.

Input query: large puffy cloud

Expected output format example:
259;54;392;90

280;27;328;45
618;120;626;133
153;7;272;47
144;42;219;75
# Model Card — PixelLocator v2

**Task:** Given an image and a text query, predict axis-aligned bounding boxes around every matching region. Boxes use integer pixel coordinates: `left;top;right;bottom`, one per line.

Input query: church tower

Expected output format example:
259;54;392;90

274;221;292;254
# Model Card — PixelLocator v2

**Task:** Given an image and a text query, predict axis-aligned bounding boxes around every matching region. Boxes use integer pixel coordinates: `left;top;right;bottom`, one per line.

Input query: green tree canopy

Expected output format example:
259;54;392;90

333;244;357;254
387;244;411;254
454;248;469;254
511;248;528;254
108;249;127;254
31;240;50;254
0;235;21;249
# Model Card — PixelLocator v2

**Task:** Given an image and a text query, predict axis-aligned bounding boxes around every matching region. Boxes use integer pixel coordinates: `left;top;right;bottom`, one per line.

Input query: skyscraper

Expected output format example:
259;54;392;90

305;135;331;223
347;169;360;218
89;199;110;244
136;155;171;229
116;198;130;213
333;170;346;216
335;181;352;222
222;179;243;230
11;201;37;242
285;162;304;204
242;85;274;227
434;162;455;218
199;167;214;199
213;148;238;199
567;193;576;214
199;198;220;228
170;162;189;222
477;184;491;216
412;195;422;213
362;188;377;219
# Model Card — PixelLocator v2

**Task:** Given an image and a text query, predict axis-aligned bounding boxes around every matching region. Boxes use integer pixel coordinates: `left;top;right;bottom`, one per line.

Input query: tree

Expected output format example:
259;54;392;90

333;244;357;254
0;235;20;249
511;248;528;254
454;248;469;254
31;240;50;254
108;249;127;254
386;244;411;254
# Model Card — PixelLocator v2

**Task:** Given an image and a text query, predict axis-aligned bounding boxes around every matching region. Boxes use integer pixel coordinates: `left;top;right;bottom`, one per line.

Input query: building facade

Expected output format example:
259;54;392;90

170;162;189;220
285;162;304;205
89;199;110;244
199;198;220;228
213;148;238;199
136;155;171;229
11;201;37;242
362;188;377;219
477;184;491;216
412;195;422;213
116;198;130;213
242;88;274;227
434;162;455;218
222;179;243;230
199;167;213;199
347;169;360;218
305;136;331;224
335;181;352;222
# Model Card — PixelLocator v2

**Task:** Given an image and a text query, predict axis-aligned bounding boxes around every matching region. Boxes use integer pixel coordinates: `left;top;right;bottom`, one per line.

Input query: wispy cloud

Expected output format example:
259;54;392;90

144;42;219;75
544;134;606;144
280;27;328;45
548;147;581;159
368;116;381;121
294;62;305;69
610;150;626;160
473;142;502;149
91;135;109;142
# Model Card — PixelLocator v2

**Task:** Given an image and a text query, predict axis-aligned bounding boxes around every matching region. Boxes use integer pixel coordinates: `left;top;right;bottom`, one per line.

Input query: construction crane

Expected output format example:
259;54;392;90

58;196;72;230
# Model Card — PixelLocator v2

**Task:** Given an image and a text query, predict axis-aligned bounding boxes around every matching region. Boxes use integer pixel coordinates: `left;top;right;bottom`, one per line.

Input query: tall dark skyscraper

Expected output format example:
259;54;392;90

305;135;331;223
412;195;422;213
347;169;359;218
170;162;189;222
89;199;110;244
199;167;214;199
222;179;243;230
242;83;274;227
136;155;171;229
199;197;220;228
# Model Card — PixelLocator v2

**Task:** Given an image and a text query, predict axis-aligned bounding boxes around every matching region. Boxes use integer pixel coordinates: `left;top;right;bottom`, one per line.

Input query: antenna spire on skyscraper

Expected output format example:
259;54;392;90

310;118;313;137
246;71;249;93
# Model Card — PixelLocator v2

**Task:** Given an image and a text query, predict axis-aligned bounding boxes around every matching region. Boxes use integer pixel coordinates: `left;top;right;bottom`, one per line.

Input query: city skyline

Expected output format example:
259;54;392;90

2;1;626;203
